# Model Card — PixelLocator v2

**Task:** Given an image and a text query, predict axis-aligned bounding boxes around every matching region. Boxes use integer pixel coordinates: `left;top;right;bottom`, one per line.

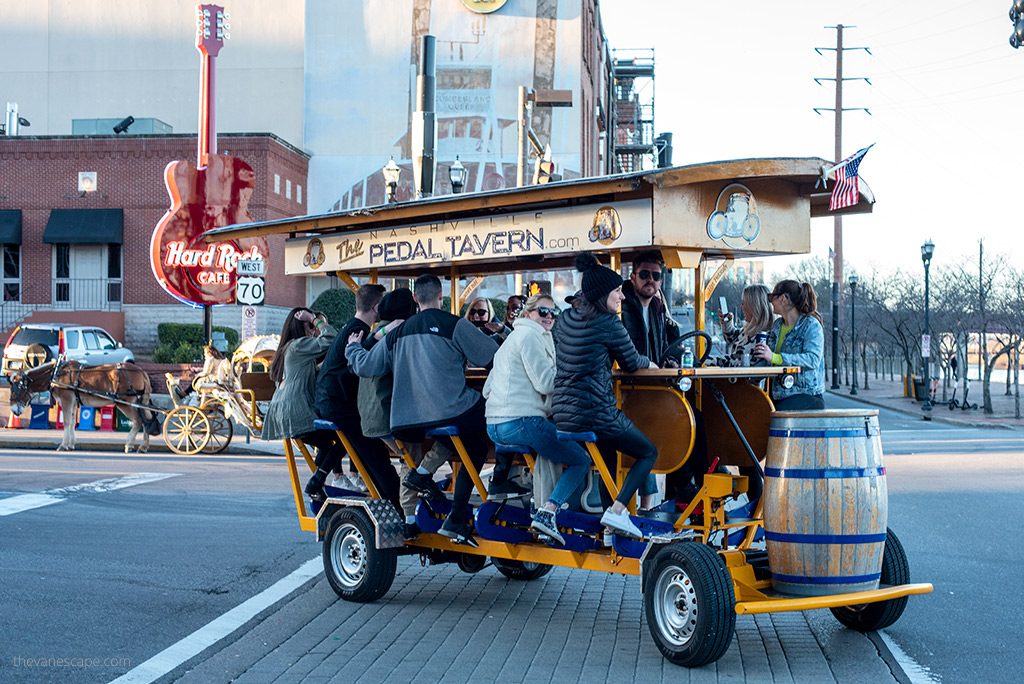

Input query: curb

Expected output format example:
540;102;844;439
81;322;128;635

828;390;1018;430
0;436;279;456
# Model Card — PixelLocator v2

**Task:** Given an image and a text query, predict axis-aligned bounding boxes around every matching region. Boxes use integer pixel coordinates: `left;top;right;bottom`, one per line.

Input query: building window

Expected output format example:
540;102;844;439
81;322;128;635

286;179;292;199
297;185;302;205
274;174;281;194
2;244;20;301
56;244;70;279
107;243;122;302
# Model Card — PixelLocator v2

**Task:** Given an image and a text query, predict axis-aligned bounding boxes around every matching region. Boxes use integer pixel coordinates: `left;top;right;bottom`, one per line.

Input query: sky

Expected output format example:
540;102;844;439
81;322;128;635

599;0;1022;279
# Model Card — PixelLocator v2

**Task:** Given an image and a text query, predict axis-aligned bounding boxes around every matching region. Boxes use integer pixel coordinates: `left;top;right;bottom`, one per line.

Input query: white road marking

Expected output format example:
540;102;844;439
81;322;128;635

111;556;322;684
0;472;178;516
879;631;940;684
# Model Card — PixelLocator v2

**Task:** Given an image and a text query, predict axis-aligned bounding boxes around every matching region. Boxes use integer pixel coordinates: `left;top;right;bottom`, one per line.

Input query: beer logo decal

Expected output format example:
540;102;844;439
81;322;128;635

303;238;325;269
460;0;509;14
588;206;621;246
707;183;761;248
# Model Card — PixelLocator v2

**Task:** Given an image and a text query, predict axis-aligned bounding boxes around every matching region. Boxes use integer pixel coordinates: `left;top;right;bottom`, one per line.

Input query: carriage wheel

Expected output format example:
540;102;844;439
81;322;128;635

830;528;911;632
201;405;233;454
492;558;552;581
162;406;211;455
644;542;736;667
323;507;397;602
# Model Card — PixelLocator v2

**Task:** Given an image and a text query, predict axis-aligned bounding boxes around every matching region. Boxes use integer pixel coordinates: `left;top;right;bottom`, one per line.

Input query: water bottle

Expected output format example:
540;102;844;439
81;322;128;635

682;345;694;369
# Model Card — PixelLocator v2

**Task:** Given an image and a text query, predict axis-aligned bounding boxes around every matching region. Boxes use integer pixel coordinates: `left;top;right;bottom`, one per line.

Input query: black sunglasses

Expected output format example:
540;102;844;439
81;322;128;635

537;306;558;319
636;269;662;282
469;308;489;316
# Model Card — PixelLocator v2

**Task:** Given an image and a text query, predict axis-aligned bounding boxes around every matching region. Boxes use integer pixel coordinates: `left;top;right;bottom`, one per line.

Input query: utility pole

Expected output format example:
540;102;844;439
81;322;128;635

815;25;870;389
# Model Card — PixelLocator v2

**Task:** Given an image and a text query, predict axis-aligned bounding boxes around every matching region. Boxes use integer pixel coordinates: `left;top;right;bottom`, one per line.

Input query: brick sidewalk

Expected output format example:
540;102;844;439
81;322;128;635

828;373;1023;429
173;558;897;684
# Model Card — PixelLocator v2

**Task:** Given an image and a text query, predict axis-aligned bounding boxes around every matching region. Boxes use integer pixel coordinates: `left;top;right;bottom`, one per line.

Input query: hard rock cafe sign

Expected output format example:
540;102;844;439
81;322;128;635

460;0;508;13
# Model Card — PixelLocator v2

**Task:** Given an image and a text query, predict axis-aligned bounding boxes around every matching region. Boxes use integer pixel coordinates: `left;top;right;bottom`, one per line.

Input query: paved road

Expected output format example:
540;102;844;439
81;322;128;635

1;398;1021;682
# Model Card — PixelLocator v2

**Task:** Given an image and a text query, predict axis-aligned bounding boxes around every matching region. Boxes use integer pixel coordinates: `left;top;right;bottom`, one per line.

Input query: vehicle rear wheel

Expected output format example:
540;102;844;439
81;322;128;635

644;541;736;667
830;528;911;631
323;507;397;602
23;343;54;369
492;557;552;581
201;406;233;454
162;405;211;455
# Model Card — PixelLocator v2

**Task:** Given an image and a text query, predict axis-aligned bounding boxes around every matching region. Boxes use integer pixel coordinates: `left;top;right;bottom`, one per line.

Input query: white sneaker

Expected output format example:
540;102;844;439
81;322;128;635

600;508;643;539
329;472;347;488
348;475;369;493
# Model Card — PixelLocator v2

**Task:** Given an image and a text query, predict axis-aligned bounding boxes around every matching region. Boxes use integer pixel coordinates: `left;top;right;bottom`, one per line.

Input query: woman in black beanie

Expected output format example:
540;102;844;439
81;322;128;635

552;252;658;539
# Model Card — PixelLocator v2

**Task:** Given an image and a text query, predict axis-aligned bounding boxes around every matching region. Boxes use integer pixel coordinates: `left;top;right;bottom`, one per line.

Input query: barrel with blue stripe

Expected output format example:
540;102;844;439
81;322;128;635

763;409;887;596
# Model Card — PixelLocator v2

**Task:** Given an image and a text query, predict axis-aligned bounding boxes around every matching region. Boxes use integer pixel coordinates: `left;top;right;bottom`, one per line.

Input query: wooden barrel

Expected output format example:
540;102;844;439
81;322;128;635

763;409;887;596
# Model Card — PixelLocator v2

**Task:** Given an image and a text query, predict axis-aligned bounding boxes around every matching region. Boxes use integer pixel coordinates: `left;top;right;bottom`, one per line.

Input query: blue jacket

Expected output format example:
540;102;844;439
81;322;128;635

768;314;825;401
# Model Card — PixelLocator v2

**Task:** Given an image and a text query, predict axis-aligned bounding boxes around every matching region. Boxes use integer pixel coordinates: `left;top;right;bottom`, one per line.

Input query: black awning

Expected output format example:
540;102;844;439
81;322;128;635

43;209;123;244
0;210;21;243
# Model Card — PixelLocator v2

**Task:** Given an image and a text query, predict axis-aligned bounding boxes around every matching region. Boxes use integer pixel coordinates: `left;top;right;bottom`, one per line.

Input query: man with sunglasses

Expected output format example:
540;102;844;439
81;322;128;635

621;251;681;369
620;251;687;508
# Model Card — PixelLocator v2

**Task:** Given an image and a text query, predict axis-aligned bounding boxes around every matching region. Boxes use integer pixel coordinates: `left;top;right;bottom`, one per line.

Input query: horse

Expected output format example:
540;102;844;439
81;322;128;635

8;360;161;453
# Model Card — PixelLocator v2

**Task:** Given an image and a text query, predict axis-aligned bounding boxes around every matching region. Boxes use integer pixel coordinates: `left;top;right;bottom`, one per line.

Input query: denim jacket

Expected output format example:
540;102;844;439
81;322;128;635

767;314;825;401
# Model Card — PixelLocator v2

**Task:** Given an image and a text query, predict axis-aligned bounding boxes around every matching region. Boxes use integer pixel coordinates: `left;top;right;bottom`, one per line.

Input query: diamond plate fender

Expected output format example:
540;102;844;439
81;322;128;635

637;531;700;594
316;497;405;549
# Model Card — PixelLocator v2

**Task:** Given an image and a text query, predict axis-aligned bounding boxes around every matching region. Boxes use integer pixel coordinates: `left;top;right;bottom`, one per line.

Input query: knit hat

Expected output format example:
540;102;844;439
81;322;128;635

576;253;623;303
379;288;416;321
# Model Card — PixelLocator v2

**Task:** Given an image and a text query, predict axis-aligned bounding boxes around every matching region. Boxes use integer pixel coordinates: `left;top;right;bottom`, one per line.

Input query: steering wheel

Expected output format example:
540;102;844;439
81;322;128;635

663;330;713;367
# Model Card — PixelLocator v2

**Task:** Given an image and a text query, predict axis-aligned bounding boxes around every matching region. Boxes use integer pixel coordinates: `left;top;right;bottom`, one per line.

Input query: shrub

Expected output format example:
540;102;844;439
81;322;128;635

171;341;201;364
157;323;239;353
311;287;356;327
153;344;174;364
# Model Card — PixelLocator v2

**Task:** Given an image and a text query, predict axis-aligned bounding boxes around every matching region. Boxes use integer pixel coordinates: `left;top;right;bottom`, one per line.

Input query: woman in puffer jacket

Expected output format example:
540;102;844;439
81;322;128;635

552;253;659;540
483;293;591;547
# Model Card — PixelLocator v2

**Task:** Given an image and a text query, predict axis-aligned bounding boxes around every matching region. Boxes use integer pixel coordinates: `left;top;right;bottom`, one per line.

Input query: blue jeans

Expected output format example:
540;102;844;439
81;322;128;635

487;417;591;508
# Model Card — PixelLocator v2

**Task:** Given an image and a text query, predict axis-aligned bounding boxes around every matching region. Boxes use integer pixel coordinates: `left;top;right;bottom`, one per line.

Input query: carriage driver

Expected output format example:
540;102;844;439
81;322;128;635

345;273;510;547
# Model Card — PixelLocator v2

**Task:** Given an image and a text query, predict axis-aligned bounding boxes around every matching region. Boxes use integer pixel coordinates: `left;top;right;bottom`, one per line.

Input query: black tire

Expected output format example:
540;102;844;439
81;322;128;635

323;507;397;602
830;527;910;631
492;557;553;581
23;343;54;369
644;542;736;667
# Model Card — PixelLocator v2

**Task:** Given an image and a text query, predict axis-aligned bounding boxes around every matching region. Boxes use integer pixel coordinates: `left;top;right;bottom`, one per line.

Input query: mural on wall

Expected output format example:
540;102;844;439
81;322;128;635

307;0;582;213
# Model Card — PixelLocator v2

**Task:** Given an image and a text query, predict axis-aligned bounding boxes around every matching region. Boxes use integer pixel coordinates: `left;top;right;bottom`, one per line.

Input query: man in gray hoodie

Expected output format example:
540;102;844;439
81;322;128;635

346;274;501;546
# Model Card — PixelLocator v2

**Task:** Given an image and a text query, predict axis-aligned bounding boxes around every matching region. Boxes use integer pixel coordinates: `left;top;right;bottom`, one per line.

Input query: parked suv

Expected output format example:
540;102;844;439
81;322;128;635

2;323;135;377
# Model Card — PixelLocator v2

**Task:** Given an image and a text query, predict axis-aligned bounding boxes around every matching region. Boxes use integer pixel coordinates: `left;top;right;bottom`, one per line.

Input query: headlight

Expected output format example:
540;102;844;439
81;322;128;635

782;374;795;389
677;377;692;392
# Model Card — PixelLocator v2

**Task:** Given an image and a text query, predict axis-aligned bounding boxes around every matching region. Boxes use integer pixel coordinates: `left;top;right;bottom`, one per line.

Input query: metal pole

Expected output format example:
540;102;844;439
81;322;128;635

831;24;844;390
923;259;932;410
850;280;857;395
203;304;213;344
516;86;527;187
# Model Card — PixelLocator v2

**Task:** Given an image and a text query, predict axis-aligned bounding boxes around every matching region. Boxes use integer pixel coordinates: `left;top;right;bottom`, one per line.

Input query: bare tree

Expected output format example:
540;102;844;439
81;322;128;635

1002;267;1024;419
862;270;922;381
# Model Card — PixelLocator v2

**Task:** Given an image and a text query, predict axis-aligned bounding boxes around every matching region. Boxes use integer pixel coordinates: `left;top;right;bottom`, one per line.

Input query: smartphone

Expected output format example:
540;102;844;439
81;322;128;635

719;296;728;315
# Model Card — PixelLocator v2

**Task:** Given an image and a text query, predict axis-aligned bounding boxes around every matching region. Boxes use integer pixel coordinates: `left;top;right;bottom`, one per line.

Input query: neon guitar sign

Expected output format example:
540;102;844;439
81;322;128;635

150;4;266;307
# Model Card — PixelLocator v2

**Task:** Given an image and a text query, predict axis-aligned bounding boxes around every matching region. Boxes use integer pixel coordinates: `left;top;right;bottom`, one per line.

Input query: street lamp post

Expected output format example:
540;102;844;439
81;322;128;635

849;273;858;395
383;156;401;204
449;156;467;194
922;240;935;411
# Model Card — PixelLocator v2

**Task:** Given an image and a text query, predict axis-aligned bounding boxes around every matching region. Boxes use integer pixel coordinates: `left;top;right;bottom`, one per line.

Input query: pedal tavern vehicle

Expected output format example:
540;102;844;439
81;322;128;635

206;159;932;667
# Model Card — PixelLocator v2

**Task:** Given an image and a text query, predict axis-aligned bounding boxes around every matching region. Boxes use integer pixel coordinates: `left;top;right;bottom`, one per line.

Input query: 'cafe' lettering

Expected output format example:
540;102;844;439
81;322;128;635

164;242;261;285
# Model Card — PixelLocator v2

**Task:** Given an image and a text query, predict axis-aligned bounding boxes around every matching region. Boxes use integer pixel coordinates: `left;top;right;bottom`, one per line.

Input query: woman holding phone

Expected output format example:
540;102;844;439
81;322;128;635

718;284;773;367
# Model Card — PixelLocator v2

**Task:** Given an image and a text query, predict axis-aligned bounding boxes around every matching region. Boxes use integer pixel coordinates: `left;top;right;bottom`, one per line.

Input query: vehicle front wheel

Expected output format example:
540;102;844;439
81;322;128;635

323;507;397;602
492;557;552;581
644;542;736;667
830;527;910;631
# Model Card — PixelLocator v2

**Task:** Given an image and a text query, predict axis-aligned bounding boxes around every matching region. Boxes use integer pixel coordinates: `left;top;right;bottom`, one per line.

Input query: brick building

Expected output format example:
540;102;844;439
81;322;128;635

0;133;309;352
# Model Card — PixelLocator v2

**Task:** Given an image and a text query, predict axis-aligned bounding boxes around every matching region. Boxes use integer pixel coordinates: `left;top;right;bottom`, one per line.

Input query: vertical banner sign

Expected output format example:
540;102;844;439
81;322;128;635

921;334;931;359
241;305;258;341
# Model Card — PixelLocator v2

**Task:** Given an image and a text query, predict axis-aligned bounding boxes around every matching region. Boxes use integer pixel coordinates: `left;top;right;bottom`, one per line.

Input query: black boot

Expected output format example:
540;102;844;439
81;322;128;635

305;468;329;501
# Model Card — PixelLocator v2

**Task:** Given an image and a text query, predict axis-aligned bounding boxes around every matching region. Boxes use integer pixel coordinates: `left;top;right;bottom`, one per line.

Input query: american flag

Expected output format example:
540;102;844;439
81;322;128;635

829;145;872;211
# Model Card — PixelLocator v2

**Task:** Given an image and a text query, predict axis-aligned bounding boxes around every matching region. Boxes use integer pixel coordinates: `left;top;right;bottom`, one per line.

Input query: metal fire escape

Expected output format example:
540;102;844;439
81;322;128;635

611;48;658;174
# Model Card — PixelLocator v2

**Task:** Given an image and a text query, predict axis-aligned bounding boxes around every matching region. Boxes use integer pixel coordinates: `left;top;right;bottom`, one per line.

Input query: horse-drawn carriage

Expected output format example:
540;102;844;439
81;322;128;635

8;335;279;457
205;158;932;667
